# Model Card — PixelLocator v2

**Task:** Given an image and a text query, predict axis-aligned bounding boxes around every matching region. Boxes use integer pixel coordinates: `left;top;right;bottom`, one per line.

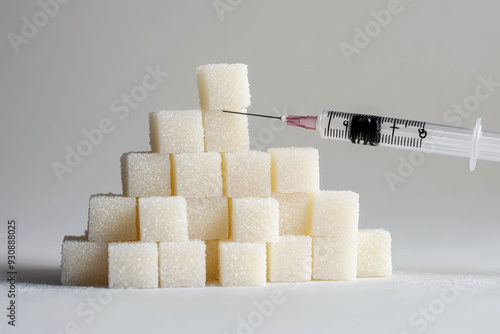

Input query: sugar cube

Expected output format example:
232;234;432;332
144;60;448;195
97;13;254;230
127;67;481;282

203;110;250;153
138;197;188;242
87;194;137;242
196;63;251;110
272;193;311;235
60;236;108;286
267;235;312;282
231;197;279;243
311;191;359;237
268;147;319;193
219;241;266;287
222;151;271;198
121;152;171;197
205;240;220;281
171;152;223;198
312;236;357;281
159;240;206;288
357;229;392;277
186;197;228;240
149;110;204;154
108;242;159;289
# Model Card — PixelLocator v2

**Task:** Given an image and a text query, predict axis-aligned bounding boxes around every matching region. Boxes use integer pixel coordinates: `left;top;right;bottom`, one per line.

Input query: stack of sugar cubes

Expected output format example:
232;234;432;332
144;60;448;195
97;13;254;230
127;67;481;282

60;63;392;288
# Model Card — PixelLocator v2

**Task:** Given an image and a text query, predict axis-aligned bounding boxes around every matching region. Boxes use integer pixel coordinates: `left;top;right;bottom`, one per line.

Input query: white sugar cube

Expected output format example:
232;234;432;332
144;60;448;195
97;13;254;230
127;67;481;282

231;197;279;243
311;191;359;237
267;235;312;282
312;236;357;281
197;63;251;110
108;242;159;289
149;110;204;154
222;151;271;198
159;240;206;288
219;241;266;287
268;147;319;193
171;152;222;198
121;152;171;197
205;240;220;281
87;194;137;242
272;193;312;235
61;236;108;286
138;197;188;242
203;110;250;153
357;229;392;277
186;197;228;240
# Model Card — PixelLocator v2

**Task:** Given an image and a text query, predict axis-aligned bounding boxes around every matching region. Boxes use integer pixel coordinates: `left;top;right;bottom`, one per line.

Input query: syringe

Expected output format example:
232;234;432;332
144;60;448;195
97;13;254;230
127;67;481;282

223;110;500;171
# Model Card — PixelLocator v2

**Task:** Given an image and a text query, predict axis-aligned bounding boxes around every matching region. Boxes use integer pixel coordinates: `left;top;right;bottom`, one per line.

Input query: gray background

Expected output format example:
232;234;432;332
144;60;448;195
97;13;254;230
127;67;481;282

1;0;499;333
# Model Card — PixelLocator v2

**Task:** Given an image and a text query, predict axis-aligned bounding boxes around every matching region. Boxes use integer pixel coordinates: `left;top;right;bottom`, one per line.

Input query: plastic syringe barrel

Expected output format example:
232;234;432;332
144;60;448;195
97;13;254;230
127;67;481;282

303;111;500;171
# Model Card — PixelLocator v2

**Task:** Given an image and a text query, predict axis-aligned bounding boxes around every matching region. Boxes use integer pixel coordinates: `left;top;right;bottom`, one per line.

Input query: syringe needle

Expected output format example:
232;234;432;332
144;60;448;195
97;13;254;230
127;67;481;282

222;110;283;120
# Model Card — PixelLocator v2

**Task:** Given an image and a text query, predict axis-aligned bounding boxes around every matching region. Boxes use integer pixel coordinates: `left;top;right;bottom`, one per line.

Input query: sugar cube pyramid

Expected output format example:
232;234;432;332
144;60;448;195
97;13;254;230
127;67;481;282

61;63;392;289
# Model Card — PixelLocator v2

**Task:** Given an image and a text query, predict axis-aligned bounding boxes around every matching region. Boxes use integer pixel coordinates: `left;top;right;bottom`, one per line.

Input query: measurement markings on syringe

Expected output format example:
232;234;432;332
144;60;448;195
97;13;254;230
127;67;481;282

325;111;347;139
324;111;428;148
325;111;349;138
379;118;426;148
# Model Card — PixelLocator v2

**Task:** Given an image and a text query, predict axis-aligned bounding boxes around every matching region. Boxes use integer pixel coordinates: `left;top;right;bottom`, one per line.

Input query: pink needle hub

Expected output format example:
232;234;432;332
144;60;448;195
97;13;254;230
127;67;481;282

282;115;318;130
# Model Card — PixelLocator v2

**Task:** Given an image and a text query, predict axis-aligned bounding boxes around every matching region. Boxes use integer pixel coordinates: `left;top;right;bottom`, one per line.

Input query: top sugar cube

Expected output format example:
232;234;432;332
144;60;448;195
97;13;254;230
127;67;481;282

196;64;251;110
